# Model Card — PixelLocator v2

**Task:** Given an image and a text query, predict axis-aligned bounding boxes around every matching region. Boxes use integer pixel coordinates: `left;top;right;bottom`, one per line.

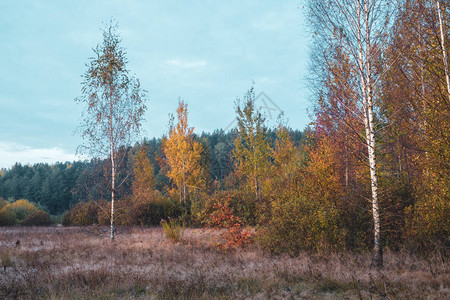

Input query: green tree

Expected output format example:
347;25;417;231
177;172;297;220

233;87;271;205
75;21;148;240
132;145;155;201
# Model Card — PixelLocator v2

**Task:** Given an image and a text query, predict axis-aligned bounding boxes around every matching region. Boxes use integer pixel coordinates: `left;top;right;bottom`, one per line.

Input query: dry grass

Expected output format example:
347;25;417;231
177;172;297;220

0;226;448;299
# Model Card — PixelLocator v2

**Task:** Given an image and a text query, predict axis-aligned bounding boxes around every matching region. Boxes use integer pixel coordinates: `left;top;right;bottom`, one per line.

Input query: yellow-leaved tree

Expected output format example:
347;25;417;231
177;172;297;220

162;101;206;204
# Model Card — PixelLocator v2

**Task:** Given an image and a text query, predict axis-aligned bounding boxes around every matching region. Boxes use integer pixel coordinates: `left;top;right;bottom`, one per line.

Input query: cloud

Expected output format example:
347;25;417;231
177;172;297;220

165;59;207;69
0;142;78;169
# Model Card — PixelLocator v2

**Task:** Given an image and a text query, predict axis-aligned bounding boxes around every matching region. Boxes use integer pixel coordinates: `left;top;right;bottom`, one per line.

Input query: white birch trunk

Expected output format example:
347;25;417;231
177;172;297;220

356;0;382;267
310;0;390;267
110;90;115;241
110;149;115;241
437;0;450;102
365;85;382;267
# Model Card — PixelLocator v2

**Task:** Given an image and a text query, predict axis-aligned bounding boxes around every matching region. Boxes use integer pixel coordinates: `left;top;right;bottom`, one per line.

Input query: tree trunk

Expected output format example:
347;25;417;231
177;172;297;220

183;170;186;205
366;2;382;268
420;24;430;177
182;159;186;206
345;133;349;187
357;0;382;267
309;0;390;267
437;0;450;102
253;143;259;201
109;89;115;241
366;91;382;267
110;146;115;241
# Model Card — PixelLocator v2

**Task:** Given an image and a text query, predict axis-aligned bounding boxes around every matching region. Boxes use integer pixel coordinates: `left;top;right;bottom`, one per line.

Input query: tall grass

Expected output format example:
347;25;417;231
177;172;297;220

161;218;183;243
0;227;448;299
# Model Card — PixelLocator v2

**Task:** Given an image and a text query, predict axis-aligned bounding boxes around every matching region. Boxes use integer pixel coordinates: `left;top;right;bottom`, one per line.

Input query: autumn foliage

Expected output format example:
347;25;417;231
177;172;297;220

1;1;449;260
208;196;253;251
161;101;207;204
0;198;52;226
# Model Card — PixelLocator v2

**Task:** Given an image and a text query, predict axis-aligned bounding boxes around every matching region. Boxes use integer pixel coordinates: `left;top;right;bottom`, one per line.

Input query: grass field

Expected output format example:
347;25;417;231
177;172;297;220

0;226;448;299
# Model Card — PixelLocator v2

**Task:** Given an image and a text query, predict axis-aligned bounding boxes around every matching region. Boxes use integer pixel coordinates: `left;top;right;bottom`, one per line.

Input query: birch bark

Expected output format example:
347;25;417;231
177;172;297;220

436;0;450;102
308;0;391;267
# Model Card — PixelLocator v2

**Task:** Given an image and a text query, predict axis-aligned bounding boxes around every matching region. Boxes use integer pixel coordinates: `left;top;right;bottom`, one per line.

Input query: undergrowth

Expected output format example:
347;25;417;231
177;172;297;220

0;227;448;299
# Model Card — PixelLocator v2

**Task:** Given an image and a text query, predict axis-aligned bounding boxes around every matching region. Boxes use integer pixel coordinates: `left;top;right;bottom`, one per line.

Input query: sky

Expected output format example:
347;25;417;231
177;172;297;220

0;0;312;169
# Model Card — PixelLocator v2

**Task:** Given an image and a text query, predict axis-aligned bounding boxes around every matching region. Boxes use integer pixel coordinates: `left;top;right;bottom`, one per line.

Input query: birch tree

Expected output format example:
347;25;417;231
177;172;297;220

308;0;396;267
436;0;450;102
233;87;271;203
75;21;147;240
161;101;205;204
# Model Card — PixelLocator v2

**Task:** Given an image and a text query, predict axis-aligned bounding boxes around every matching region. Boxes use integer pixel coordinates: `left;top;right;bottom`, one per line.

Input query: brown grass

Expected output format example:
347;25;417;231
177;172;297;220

0;226;448;299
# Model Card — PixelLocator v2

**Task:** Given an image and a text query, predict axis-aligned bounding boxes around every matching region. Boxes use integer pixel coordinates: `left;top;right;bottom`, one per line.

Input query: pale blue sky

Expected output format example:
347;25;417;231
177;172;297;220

0;0;311;168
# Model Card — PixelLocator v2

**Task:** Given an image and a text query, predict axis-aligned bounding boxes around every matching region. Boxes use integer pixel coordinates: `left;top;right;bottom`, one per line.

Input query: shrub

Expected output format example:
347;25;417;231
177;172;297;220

224;190;258;226
0;198;6;209
22;210;53;226
63;201;98;226
0;199;44;225
127;193;183;226
61;211;72;226
405;189;450;256
50;214;63;225
97;199;130;226
10;199;38;223
189;191;216;227
62;195;184;227
191;190;258;227
209;196;253;251
0;206;15;226
257;196;345;256
161;217;184;243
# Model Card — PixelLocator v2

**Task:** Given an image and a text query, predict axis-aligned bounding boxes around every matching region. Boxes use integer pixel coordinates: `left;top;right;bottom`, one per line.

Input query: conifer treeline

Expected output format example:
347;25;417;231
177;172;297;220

0;127;303;216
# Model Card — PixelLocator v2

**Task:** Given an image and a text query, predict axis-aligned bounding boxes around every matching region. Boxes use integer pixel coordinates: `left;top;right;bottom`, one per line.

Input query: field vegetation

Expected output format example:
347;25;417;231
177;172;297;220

0;1;449;298
1;227;448;299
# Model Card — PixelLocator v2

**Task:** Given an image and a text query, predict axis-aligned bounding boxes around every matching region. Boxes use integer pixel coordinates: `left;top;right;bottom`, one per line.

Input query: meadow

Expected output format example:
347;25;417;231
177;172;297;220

0;226;448;299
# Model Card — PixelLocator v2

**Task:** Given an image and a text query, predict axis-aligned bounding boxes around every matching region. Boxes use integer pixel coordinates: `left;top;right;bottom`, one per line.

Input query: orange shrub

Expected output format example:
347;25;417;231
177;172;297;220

209;196;253;251
191;189;258;227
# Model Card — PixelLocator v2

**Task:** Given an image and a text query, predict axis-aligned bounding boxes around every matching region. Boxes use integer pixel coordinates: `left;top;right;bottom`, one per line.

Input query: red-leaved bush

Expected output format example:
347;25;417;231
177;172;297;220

209;196;252;251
